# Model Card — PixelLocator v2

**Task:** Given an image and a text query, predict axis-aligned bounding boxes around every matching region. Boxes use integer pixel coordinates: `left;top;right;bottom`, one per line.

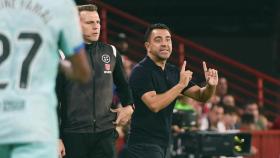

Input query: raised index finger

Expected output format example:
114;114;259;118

203;61;208;72
181;60;186;72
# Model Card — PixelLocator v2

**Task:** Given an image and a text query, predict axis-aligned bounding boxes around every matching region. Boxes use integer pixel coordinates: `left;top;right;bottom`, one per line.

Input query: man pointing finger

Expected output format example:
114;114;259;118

126;23;219;158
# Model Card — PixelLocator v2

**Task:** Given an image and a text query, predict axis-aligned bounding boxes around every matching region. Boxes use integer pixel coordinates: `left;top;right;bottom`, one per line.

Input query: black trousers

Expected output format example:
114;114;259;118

125;143;167;158
62;129;118;158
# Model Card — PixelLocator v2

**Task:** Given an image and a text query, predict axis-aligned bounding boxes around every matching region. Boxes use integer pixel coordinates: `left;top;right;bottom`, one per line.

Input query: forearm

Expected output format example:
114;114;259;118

144;84;185;112
59;50;91;83
199;84;216;102
59;60;87;82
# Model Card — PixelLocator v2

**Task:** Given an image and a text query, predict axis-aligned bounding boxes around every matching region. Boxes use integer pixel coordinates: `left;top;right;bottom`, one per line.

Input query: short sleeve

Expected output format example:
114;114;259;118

129;66;154;99
58;1;84;57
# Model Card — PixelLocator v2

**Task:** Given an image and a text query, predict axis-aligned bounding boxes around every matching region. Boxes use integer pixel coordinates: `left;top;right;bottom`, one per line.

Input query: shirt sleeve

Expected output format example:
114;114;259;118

129;65;154;99
58;0;84;57
113;52;134;106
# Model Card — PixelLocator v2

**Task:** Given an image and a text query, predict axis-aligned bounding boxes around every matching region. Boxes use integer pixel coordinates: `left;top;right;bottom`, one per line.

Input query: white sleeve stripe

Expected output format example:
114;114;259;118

110;45;117;57
58;50;65;60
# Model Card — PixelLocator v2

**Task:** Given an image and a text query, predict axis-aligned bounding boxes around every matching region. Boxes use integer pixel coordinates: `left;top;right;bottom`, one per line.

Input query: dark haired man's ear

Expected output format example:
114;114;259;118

144;42;149;50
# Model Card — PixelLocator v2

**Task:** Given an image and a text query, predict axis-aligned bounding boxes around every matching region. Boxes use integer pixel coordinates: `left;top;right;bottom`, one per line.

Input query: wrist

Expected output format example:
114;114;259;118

177;83;186;90
206;83;216;88
125;104;135;112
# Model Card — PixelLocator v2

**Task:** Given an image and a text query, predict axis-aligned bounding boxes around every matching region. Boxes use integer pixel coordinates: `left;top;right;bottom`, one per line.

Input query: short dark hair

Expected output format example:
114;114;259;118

224;106;238;115
210;104;224;111
241;113;255;124
78;4;98;13
144;23;171;42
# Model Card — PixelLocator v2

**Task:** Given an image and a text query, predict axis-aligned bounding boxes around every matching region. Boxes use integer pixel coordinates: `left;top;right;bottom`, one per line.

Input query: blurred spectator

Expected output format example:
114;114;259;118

223;106;239;130
177;95;202;115
113;32;135;77
203;94;221;114
222;94;235;107
239;113;256;131
239;113;259;156
216;77;228;97
172;95;200;132
210;94;222;105
116;32;129;55
121;55;134;77
243;101;268;130
199;104;226;132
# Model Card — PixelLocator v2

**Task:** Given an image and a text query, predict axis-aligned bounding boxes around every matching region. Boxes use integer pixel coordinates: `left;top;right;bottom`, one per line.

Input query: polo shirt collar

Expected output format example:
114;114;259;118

144;56;166;71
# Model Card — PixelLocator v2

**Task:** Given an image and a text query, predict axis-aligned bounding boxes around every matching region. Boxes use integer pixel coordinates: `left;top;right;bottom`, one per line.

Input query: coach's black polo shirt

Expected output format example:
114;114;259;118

128;56;194;148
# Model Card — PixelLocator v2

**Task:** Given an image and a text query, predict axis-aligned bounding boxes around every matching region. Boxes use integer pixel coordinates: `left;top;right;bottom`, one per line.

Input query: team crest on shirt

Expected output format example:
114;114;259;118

101;54;110;63
102;54;112;74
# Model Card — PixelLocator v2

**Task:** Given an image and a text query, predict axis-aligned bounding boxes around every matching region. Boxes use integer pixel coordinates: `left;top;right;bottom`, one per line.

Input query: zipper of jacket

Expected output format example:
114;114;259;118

88;44;96;132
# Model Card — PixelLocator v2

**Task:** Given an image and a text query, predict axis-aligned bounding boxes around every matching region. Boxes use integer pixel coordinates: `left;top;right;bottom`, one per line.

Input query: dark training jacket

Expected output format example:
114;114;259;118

56;41;133;134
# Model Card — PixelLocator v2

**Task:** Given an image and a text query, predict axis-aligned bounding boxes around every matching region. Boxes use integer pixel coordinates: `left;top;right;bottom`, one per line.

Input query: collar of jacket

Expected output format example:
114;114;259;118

85;41;97;51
